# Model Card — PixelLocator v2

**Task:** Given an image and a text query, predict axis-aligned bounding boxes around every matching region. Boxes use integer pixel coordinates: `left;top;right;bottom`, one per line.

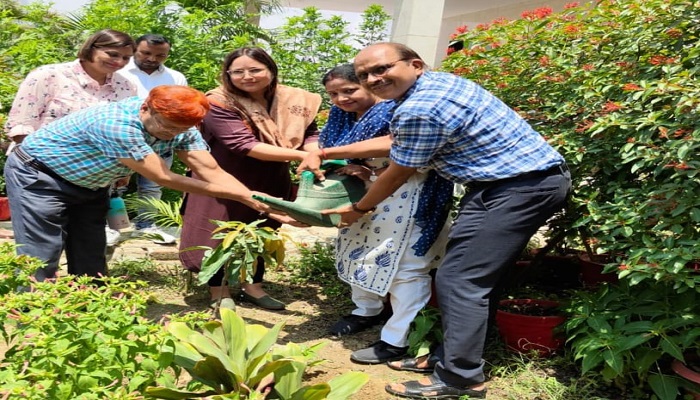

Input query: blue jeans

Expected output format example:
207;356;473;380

135;155;173;229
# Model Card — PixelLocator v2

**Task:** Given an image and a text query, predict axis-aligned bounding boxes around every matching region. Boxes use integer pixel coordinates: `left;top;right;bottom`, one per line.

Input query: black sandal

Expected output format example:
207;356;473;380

385;376;486;399
387;354;439;373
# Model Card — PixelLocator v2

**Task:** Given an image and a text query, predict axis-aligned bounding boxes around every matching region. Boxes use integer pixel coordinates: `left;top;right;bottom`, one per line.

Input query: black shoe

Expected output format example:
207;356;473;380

385;376;487;399
350;340;408;364
329;313;386;337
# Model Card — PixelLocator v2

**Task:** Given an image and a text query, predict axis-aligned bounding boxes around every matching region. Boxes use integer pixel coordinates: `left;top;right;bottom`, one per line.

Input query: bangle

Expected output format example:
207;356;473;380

351;202;376;214
320;148;328;160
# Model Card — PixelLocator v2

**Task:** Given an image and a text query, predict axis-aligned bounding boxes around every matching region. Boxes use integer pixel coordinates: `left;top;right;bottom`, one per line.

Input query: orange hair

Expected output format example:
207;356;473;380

146;85;210;126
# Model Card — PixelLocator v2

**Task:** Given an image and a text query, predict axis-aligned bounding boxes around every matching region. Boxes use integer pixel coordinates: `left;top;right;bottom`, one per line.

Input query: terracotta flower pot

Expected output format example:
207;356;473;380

495;299;566;357
0;197;10;221
671;353;700;400
578;253;618;287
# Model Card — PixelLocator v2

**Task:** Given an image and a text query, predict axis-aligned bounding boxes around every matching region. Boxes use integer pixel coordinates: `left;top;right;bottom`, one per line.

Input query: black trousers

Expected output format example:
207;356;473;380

433;168;571;386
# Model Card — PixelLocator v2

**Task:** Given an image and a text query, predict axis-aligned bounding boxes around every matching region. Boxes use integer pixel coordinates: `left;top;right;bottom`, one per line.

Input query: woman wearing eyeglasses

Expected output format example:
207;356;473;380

4;29;136;244
179;47;321;311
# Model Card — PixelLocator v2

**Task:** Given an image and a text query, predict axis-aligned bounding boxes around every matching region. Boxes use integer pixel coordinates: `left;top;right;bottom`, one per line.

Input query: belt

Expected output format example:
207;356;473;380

14;146;78;187
468;163;569;191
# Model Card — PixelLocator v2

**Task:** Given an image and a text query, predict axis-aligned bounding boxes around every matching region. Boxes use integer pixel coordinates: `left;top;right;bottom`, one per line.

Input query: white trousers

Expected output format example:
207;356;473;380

351;224;435;347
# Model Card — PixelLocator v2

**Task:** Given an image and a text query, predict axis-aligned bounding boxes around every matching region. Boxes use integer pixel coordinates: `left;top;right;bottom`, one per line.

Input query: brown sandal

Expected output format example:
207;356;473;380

386;354;438;373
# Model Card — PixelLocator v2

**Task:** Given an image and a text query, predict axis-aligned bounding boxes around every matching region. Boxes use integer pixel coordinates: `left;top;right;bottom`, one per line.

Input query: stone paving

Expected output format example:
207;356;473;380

0;220;337;268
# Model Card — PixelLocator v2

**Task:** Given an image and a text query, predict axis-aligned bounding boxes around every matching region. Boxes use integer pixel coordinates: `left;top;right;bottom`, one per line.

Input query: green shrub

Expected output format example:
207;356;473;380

441;0;699;291
565;281;699;399
440;1;700;396
0;242;43;296
287;240;347;298
0;276;169;399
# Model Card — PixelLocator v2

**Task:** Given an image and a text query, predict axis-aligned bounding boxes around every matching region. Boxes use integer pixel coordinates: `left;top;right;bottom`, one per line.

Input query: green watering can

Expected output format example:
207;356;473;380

252;161;366;227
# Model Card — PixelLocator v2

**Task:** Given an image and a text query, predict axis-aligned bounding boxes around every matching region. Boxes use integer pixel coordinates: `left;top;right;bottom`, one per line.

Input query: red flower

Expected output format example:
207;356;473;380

521;7;552;20
446;47;455;55
565;2;580;8
582;63;595;71
618;264;628;271
622;83;642;91
455;25;468;34
539;56;550;66
665;28;682;38
475;23;490;31
602;101;623;112
575;120;594;133
649;55;677;65
492;17;509;26
564;24;581;34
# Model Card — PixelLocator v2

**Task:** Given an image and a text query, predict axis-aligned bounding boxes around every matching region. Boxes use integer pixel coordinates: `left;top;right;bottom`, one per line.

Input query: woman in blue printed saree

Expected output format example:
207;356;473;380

318;64;453;364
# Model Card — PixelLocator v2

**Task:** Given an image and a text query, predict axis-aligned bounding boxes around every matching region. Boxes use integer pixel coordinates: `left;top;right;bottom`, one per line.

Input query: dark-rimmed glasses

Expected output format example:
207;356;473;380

357;59;409;82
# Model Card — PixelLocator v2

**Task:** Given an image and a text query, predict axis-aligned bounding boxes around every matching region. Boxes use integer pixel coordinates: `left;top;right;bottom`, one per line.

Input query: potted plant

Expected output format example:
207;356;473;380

495;298;567;357
0;148;10;221
671;353;700;399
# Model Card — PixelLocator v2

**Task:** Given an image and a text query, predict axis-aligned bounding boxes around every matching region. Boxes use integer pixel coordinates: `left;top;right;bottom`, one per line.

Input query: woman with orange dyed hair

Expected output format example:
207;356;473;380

5;85;294;282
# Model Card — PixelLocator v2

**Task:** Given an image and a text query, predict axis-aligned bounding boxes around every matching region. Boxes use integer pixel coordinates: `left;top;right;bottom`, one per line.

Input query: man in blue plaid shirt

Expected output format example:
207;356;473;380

299;42;571;399
5;85;291;283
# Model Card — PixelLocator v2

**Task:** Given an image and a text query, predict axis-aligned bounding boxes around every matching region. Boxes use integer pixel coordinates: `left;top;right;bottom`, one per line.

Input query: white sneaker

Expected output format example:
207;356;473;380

105;227;121;247
135;226;177;245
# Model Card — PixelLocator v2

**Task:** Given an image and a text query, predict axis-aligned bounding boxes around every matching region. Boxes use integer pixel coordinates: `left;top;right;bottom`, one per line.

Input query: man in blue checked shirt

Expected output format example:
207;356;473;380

5;85;294;283
298;42;571;399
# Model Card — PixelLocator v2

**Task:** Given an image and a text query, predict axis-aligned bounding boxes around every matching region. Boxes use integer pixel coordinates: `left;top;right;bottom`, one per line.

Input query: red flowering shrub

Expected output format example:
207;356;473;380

441;1;699;397
441;0;698;291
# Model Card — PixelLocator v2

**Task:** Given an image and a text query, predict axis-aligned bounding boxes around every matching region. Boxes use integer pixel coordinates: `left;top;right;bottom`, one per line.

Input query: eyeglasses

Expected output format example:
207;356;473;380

226;67;268;78
149;112;191;136
357;59;409;82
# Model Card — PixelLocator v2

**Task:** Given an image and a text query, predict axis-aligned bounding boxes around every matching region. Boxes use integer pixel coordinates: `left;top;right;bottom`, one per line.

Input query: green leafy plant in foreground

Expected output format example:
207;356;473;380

147;307;369;399
0;276;168;399
0;242;43;296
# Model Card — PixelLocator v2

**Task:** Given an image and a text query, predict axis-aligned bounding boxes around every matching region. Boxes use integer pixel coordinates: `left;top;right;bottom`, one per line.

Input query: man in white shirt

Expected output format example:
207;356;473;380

117;34;188;244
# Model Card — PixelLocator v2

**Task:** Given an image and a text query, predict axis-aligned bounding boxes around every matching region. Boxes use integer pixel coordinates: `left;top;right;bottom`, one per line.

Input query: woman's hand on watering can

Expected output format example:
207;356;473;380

297;149;326;181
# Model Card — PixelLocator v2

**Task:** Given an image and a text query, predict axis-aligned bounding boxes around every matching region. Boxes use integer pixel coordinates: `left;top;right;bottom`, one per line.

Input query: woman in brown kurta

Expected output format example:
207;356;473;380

179;47;321;310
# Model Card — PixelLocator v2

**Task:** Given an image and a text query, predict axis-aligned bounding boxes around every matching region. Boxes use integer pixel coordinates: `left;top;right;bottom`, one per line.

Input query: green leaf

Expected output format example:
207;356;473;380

290;384;331;400
326;371;369;400
648;373;681;400
146;386;219;399
660;337;684;360
193;355;237;393
602;349;623;377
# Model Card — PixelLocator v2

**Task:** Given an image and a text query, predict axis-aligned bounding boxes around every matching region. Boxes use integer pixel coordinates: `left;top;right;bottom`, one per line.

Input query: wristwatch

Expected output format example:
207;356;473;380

369;170;378;182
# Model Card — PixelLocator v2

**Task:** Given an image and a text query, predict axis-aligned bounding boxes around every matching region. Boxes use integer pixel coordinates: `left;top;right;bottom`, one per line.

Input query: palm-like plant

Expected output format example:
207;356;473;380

147;308;369;399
